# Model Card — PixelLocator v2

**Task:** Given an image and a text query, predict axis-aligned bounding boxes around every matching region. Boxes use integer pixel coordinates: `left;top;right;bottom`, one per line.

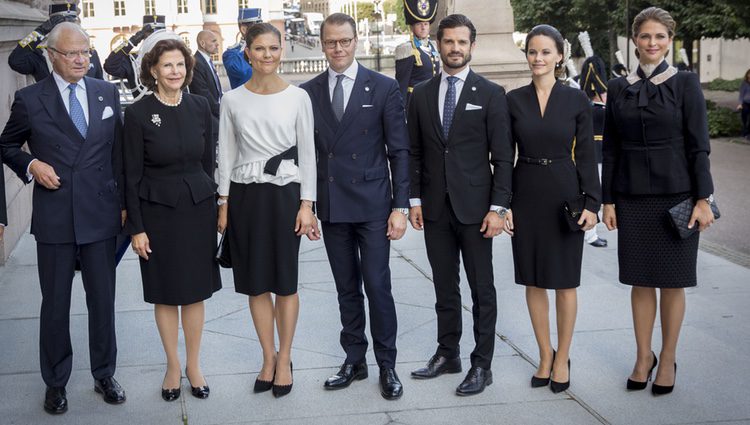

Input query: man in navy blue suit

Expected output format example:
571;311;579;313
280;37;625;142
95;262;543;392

0;22;126;415
301;13;410;401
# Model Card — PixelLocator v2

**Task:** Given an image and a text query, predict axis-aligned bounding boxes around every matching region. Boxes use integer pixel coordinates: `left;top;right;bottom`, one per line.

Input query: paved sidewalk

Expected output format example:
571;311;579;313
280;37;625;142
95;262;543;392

1;224;749;425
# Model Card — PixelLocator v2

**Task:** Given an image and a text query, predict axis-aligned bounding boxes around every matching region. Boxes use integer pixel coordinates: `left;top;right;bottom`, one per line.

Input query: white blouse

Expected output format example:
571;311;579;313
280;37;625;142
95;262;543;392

218;84;316;201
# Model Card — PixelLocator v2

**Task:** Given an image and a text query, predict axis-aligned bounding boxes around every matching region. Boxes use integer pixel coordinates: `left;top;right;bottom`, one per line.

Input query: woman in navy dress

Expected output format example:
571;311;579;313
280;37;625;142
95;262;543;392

505;25;601;393
602;7;715;394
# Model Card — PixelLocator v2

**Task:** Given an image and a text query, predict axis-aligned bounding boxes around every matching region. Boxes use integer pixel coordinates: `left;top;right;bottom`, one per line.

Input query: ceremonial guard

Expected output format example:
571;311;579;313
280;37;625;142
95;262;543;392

394;0;439;109
9;3;103;82
103;15;166;100
222;8;262;89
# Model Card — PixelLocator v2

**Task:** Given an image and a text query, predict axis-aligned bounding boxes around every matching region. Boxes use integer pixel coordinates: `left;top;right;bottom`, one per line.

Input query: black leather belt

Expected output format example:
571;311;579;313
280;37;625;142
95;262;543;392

263;146;298;176
517;155;570;166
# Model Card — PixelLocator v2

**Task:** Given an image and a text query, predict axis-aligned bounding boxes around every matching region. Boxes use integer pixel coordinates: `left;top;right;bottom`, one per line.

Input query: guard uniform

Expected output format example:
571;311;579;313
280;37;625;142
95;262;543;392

222;8;261;89
394;0;439;109
8;3;103;82
580;56;608;164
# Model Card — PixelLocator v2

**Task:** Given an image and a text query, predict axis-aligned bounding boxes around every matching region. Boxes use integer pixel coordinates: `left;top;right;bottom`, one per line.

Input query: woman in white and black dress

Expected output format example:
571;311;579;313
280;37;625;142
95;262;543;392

217;23;317;398
602;7;715;395
124;38;220;401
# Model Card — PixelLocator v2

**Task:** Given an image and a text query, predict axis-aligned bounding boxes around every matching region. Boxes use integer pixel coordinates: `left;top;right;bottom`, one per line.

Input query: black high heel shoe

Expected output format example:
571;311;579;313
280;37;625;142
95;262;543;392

651;362;677;395
185;367;210;399
627;351;657;390
272;361;293;398
550;358;571;393
531;350;556;388
161;372;181;402
254;353;278;393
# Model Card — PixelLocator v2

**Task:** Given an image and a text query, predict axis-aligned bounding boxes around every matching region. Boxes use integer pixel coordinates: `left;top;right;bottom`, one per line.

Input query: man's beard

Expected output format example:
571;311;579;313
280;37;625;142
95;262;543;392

442;52;472;69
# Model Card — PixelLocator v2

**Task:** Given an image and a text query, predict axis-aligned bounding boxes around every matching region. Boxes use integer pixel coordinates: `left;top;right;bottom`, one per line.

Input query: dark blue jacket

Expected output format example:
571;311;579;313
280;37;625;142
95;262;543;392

0;76;124;244
301;64;409;223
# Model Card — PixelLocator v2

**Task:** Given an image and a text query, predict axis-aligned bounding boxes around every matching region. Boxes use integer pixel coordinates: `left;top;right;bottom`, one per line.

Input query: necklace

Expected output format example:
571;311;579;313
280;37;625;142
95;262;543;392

154;91;182;107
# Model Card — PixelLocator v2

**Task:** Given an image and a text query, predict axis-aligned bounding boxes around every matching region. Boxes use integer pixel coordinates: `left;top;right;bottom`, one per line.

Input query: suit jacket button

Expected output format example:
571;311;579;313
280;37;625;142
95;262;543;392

351;154;357;159
328;176;334;182
328;153;334;159
444;149;449;154
98;166;104;171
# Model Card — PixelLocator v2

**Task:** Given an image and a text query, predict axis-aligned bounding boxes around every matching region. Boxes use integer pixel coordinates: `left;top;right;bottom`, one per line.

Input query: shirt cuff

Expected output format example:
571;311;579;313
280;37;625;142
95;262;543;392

26;159;37;182
490;204;508;211
409;198;421;207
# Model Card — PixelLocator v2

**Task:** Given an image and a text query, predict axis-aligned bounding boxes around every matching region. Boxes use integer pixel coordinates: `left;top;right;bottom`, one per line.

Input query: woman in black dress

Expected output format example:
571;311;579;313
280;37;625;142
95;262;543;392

505;25;601;393
124;38;220;401
602;7;715;395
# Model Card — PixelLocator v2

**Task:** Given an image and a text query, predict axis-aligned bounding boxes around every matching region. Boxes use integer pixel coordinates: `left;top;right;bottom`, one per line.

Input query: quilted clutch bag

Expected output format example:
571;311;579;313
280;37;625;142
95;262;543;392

668;198;721;239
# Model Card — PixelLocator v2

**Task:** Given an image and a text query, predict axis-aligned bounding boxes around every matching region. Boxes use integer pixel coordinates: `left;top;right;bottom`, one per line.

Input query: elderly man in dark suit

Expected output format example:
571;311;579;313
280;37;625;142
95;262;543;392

407;14;514;396
300;13;410;401
189;30;222;145
0;22;126;415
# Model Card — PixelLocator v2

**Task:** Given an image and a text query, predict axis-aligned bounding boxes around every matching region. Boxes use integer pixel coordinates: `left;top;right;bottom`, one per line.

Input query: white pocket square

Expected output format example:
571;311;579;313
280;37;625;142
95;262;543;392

362;104;374;108
465;103;482;111
102;106;114;119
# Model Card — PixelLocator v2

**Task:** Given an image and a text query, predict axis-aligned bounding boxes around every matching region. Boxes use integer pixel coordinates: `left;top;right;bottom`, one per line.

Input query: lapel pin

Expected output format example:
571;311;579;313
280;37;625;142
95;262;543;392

471;86;476;91
98;96;103;101
365;86;370;92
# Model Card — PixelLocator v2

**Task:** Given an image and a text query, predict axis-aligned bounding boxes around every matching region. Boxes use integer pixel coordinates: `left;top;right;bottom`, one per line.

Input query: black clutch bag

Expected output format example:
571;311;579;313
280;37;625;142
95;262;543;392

668;198;721;239
216;231;231;268
563;195;586;232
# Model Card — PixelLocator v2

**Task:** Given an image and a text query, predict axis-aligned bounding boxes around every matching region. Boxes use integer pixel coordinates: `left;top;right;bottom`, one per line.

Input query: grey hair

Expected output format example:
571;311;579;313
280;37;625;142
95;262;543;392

45;22;90;49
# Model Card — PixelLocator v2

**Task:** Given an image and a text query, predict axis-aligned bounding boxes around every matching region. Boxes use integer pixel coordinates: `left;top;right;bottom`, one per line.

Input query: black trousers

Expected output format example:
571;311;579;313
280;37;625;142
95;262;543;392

424;197;497;369
322;220;398;369
37;237;117;387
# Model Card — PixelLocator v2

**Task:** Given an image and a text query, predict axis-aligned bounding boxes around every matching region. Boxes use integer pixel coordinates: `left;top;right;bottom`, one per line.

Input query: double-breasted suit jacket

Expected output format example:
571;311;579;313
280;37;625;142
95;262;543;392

0;75;123;244
301;64;410;222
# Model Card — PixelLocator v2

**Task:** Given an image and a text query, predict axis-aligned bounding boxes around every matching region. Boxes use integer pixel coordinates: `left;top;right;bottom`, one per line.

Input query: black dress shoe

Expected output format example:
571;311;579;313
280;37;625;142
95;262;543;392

324;362;368;390
627;352;657;390
550;359;571;393
411;354;462;380
272;361;293;398
531;350;555;388
456;366;492;396
94;377;126;404
652;362;677;395
44;386;68;414
589;237;608;248
161;388;181;402
186;368;210;399
254;377;273;393
379;368;403;400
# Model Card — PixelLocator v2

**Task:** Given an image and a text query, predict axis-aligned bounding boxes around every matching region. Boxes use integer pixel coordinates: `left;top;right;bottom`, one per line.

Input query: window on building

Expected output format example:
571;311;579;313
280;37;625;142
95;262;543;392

144;0;156;15
82;0;95;17
204;0;217;14
113;0;126;16
180;32;191;50
177;0;188;14
238;0;249;8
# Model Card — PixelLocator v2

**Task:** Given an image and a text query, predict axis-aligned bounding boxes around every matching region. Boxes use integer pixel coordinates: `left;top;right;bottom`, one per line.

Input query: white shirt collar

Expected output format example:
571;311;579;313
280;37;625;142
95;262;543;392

198;49;213;64
52;71;86;93
328;60;359;82
441;66;471;85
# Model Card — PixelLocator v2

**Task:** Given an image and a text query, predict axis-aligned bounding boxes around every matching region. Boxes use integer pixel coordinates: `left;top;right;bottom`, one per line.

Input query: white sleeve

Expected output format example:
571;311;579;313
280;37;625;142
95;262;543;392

217;96;237;197
296;90;317;202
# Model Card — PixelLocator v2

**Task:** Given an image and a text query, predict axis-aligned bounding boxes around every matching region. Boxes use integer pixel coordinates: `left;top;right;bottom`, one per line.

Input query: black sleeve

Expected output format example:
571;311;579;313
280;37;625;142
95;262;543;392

573;94;602;212
681;72;714;199
111;84;125;209
8;44;44;80
103;48;134;80
601;79;623;204
122;105;146;235
199;98;216;179
487;85;515;209
407;85;422;200
0;91;35;181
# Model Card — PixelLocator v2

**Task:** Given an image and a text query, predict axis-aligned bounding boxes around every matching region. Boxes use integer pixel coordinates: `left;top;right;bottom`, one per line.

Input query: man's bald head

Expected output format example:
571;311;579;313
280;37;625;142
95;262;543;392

197;30;219;55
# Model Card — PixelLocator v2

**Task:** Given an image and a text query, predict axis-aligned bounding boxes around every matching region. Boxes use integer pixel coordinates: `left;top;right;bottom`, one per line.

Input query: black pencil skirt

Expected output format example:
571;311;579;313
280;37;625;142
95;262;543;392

227;182;301;296
616;192;699;288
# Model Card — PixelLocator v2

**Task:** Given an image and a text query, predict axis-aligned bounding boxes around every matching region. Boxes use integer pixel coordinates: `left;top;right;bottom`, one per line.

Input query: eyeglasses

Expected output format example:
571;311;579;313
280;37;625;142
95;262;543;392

48;47;91;59
323;38;354;50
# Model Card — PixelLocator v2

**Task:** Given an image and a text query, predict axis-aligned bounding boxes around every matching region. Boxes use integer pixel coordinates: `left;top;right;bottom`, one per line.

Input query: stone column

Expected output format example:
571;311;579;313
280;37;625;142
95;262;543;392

434;0;529;89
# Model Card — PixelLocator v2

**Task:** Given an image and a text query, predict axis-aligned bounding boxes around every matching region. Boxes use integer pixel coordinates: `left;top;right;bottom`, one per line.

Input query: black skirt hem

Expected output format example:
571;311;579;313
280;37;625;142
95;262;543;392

515;281;580;290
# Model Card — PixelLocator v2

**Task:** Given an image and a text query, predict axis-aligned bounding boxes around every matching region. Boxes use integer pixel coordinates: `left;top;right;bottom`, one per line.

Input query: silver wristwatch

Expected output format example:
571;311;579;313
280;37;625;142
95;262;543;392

490;206;508;218
392;208;409;215
703;194;714;205
217;198;228;206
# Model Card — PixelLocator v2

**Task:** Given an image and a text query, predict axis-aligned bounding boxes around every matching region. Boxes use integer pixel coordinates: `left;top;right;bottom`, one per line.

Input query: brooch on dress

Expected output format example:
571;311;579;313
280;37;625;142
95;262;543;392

151;114;162;127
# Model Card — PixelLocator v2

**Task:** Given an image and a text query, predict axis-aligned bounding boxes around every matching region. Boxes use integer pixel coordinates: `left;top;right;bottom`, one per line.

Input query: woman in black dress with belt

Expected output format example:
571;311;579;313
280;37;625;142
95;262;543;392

124;38;220;401
602;7;715;395
505;25;601;393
